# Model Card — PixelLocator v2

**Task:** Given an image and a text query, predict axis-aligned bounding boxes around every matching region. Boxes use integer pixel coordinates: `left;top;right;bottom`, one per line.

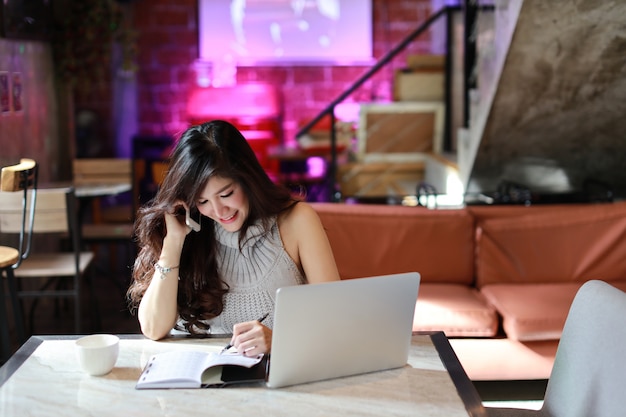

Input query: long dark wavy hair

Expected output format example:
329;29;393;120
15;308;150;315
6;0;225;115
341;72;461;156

127;120;298;333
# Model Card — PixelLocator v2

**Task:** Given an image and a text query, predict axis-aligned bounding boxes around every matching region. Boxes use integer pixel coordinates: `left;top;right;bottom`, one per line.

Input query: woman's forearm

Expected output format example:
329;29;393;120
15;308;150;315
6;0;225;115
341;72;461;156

138;236;185;339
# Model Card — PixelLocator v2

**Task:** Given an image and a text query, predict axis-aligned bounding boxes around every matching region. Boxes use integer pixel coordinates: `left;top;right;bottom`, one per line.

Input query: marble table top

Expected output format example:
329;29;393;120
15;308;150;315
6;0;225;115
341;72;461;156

0;333;486;417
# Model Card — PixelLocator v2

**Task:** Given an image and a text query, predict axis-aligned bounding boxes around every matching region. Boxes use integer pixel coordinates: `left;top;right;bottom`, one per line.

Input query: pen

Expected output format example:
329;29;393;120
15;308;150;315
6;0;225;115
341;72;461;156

220;313;270;354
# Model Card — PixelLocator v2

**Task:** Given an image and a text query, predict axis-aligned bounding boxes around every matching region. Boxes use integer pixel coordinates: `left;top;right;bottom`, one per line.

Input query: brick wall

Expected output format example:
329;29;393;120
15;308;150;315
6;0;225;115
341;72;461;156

77;0;435;151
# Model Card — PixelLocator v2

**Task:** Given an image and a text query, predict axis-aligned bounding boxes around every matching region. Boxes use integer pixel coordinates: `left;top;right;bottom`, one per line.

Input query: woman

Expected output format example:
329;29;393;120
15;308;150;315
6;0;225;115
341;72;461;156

127;120;340;357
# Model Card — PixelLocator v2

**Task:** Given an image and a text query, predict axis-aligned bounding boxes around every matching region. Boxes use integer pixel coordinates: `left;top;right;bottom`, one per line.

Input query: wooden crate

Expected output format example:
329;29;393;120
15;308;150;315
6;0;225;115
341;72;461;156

357;102;444;163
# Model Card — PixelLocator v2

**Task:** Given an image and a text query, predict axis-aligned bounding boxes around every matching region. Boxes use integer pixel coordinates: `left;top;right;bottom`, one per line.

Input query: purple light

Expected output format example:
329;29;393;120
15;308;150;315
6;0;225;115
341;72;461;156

307;157;325;178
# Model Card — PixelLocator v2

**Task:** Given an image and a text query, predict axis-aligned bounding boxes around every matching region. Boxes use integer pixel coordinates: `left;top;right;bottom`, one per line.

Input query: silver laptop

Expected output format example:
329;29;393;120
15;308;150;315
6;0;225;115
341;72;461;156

266;272;420;388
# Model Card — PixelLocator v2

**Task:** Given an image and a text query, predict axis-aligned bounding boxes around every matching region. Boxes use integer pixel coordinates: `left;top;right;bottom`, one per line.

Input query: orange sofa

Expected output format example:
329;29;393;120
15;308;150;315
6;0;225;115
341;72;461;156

312;201;626;381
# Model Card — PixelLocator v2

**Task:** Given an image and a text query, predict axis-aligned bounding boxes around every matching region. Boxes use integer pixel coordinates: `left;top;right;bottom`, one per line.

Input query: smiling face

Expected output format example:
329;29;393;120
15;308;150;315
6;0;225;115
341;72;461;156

195;175;249;232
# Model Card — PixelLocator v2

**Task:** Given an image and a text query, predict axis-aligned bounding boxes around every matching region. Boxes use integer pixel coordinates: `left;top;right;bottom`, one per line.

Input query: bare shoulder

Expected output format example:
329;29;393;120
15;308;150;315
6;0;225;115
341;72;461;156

278;202;324;246
279;201;320;227
279;201;339;282
278;202;322;267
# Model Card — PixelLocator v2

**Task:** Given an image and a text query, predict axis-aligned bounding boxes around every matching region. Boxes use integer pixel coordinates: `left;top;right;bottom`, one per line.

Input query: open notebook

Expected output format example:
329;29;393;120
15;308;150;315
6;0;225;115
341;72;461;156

266;272;420;388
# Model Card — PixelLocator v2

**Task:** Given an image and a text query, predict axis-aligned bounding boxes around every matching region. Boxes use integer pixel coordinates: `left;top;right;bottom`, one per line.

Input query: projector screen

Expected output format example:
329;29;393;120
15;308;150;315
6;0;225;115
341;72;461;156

198;0;373;65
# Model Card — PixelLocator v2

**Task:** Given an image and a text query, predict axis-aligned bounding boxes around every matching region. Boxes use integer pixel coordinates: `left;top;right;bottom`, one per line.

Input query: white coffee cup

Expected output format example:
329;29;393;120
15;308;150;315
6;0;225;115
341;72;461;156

75;334;120;376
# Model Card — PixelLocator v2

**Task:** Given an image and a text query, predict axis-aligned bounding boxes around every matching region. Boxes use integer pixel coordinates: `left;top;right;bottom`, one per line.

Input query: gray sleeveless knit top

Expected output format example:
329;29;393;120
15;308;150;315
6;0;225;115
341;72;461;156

195;216;306;335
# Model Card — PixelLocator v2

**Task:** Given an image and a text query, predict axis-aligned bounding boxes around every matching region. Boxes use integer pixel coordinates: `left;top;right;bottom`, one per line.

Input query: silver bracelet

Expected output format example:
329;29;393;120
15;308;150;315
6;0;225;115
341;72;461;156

155;263;179;280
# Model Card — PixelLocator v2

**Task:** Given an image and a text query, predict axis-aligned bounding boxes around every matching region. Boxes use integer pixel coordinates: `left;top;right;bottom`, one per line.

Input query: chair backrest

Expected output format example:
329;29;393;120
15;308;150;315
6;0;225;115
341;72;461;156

0;158;38;268
1;158;37;192
72;158;132;186
73;157;135;222
542;280;626;417
0;187;76;234
0;186;84;278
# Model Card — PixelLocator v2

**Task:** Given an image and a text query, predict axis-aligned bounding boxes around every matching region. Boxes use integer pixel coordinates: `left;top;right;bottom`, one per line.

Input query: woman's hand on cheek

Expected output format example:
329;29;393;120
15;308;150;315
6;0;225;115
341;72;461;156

163;202;191;240
231;321;272;356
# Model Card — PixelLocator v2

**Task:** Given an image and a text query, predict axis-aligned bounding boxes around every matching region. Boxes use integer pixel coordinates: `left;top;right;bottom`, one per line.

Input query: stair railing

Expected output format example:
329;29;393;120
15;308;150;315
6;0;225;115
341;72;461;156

295;6;452;202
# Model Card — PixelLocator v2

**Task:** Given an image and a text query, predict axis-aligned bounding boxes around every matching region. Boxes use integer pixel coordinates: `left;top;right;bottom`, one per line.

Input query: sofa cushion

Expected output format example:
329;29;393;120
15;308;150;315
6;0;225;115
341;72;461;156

450;338;558;381
414;283;499;337
475;201;626;287
312;203;475;284
481;281;626;341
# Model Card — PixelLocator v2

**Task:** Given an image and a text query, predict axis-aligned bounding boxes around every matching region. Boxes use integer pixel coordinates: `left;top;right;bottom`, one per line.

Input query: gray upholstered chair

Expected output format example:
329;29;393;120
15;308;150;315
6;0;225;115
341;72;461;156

486;280;626;417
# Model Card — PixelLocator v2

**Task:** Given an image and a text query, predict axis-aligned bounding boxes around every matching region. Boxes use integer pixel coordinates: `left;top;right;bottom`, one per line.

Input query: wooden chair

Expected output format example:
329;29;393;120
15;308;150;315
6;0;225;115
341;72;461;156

0;158;37;361
72;158;134;223
72;158;135;283
486;280;626;417
0;186;95;336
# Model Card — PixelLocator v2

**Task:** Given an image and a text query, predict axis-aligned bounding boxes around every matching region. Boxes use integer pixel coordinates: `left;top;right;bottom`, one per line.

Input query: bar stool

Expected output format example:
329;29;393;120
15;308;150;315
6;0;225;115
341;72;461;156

0;158;37;362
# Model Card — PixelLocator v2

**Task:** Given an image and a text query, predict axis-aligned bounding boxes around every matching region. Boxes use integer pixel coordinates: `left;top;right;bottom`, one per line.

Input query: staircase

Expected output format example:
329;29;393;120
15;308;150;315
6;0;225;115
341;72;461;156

299;1;626;203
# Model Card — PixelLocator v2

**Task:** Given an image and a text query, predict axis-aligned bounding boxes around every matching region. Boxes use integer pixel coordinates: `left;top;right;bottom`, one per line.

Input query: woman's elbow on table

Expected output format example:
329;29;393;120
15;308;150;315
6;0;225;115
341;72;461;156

140;321;173;341
138;307;177;340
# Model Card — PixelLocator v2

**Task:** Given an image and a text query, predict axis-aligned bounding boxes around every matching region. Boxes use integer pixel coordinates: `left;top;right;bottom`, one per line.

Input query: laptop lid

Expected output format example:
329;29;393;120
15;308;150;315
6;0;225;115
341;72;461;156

266;272;420;388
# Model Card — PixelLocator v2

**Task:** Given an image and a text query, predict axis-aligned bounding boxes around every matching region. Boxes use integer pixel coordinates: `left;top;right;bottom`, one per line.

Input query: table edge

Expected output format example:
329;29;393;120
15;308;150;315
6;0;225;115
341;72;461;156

425;331;487;417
